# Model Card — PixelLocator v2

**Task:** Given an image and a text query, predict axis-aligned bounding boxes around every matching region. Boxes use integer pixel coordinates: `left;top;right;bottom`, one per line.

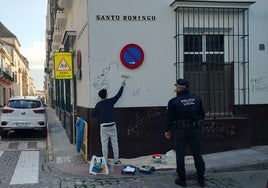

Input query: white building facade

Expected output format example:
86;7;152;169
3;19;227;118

46;0;268;159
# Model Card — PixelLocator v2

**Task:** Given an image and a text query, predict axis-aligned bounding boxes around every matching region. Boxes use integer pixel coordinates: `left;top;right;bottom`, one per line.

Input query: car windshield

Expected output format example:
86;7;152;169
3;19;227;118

7;100;41;109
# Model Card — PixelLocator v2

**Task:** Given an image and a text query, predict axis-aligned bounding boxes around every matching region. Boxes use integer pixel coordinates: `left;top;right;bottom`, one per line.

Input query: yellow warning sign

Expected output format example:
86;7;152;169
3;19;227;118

54;52;73;79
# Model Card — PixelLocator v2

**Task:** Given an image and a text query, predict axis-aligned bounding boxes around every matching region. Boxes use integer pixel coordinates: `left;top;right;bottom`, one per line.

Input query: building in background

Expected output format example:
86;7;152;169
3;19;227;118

29;77;37;96
0;39;13;106
0;22;37;103
45;0;268;160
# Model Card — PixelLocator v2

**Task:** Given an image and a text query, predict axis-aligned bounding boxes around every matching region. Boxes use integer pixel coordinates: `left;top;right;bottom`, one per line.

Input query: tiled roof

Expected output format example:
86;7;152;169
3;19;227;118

0;21;16;38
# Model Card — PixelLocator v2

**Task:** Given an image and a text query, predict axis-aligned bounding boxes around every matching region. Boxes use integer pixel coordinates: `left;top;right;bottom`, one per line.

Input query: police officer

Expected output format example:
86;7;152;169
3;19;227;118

164;79;206;187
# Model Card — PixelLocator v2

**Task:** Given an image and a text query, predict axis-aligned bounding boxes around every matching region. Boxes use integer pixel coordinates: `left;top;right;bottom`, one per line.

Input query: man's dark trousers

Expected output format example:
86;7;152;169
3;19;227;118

174;127;205;180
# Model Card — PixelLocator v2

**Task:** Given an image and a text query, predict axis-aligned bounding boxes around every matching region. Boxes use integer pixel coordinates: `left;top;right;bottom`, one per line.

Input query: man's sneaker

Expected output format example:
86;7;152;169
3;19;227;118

198;179;205;187
175;178;187;187
107;160;112;167
114;160;121;165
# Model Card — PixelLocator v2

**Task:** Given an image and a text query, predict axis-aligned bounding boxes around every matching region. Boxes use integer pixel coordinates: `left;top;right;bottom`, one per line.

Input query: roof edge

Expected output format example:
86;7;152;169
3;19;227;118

170;0;256;10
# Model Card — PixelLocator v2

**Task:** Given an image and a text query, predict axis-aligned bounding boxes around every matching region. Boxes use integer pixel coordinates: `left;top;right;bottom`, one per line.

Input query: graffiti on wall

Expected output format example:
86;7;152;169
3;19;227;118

126;109;236;140
201;121;236;140
126;86;159;101
251;76;268;93
127;108;163;137
131;88;142;97
93;62;119;90
93;62;119;103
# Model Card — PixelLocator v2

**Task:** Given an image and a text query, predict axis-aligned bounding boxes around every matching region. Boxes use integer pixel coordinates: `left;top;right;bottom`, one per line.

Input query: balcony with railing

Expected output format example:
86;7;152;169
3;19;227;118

53;30;62;43
52;42;60;51
0;70;14;83
58;0;72;8
55;10;67;28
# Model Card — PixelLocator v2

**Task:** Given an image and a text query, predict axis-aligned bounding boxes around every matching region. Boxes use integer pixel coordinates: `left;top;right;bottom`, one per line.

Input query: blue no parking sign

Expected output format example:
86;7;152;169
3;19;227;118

120;43;144;69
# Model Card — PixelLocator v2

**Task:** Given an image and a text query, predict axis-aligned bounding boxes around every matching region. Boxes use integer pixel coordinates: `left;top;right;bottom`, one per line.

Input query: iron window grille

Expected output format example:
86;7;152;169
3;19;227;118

174;7;250;117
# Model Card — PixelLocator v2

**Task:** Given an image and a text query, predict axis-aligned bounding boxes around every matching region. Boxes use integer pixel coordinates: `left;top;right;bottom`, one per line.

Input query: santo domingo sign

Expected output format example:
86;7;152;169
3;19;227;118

54;52;73;79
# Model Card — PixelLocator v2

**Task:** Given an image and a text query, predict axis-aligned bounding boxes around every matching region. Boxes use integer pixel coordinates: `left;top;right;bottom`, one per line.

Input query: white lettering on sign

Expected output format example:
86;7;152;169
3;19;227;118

122;15;156;21
96;15;156;21
96;15;120;21
181;98;196;106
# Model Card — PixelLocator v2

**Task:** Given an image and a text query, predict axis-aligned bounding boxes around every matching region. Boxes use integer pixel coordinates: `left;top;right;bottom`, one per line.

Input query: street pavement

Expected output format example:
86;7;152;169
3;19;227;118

46;107;268;188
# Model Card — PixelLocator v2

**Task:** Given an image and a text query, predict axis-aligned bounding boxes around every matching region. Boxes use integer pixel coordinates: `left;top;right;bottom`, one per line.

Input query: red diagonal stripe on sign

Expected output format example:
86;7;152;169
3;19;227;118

126;48;139;63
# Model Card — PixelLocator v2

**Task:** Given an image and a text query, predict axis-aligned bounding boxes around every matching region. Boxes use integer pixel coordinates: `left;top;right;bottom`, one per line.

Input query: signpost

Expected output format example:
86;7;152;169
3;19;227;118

54;52;73;79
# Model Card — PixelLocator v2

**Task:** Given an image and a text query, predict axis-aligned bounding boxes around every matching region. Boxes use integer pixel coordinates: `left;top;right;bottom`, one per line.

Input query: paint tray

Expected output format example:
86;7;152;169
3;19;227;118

139;165;155;174
121;165;137;175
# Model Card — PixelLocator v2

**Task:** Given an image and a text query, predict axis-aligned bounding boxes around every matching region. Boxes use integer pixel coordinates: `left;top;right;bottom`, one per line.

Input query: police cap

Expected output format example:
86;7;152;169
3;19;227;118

175;79;189;88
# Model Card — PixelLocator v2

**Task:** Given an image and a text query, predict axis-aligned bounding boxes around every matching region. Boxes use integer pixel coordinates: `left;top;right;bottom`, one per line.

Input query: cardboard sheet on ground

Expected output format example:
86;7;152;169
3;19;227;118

117;150;194;170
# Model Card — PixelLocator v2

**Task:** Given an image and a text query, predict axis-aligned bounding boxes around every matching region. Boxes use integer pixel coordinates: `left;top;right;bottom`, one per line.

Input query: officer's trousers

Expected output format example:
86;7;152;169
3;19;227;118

174;127;205;180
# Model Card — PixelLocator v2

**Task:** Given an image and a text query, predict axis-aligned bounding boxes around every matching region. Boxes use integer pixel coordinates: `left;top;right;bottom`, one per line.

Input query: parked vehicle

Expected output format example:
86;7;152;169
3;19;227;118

0;96;47;138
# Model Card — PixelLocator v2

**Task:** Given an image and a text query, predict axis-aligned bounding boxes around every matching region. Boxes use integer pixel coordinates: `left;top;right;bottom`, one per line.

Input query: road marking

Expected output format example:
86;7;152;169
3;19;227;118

0;151;3;157
0;141;46;151
10;151;39;185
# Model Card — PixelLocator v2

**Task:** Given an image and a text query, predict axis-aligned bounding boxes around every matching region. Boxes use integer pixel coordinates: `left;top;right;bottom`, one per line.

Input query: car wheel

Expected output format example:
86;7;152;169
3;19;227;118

0;129;8;138
42;127;48;137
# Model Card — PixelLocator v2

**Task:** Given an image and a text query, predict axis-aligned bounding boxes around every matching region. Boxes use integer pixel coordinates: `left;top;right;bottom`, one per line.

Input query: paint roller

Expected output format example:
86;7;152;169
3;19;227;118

120;72;130;80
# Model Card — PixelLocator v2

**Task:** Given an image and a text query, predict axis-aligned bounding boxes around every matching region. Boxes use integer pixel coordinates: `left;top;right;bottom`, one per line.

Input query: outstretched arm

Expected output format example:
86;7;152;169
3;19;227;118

111;81;126;103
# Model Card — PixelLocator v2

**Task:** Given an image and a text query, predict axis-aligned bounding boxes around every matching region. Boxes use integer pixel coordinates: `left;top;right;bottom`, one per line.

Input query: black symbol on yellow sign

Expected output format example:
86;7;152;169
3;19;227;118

56;58;71;71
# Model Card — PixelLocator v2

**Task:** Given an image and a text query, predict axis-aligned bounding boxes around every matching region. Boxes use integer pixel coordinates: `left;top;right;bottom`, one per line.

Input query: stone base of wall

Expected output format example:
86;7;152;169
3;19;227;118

233;104;268;146
200;117;251;154
74;105;267;160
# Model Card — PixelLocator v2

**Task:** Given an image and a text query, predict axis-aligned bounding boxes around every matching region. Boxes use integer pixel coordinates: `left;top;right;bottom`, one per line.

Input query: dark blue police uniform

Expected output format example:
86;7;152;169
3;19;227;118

165;79;206;187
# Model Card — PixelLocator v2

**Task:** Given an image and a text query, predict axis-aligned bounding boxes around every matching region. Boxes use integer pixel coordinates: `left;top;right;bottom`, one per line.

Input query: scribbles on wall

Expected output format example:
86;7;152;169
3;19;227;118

201;121;236;140
128;86;158;98
127;108;162;137
93;62;119;104
251;76;268;93
131;88;141;97
93;62;119;91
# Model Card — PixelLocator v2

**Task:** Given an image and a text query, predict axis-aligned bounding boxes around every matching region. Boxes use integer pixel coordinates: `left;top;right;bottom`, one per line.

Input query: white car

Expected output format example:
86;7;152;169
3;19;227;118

0;96;47;138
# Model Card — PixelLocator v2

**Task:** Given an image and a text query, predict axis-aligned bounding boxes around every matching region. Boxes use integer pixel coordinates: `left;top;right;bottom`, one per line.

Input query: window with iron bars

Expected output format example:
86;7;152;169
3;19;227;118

174;7;250;117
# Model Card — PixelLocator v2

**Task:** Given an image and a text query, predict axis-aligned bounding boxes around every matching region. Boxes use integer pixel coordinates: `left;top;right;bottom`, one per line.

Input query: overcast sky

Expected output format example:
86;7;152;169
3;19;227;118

0;0;47;90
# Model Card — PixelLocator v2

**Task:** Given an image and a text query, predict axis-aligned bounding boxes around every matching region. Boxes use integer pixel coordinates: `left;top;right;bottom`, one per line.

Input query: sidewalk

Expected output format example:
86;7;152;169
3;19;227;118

46;107;268;177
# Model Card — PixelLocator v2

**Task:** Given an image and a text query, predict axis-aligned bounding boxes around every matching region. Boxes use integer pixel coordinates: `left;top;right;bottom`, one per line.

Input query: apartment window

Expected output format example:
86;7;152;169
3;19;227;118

14;72;17;83
184;35;224;71
174;6;250;117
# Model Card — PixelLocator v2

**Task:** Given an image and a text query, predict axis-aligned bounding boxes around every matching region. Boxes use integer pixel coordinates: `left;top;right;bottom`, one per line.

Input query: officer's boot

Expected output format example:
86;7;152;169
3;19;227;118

175;175;187;187
197;176;205;187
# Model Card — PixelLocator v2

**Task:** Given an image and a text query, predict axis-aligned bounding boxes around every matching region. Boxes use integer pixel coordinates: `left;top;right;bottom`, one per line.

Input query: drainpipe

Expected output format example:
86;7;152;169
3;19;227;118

71;47;76;144
87;0;90;108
